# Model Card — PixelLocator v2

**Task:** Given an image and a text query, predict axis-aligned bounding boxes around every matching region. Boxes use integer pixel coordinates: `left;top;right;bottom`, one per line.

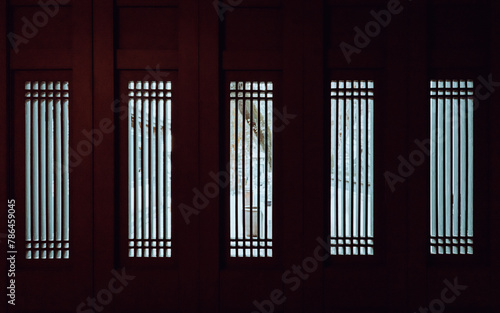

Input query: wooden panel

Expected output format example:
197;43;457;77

280;1;303;313
430;49;488;69
11;49;72;69
220;270;285;313
406;0;429;311
116;0;179;6
9;0;72;6
117;7;178;50
232;0;281;7
199;0;220;312
302;0;325;311
224;8;282;51
116;49;178;69
222;51;282;70
92;1;118;313
326;5;387;67
429;4;489;67
176;1;200;313
324;268;388;308
10;6;72;51
69;0;94;308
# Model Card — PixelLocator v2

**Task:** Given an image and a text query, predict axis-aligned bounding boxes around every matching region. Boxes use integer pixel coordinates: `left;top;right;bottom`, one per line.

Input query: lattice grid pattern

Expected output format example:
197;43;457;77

25;81;70;260
430;79;474;255
229;81;273;258
330;80;374;256
128;80;172;258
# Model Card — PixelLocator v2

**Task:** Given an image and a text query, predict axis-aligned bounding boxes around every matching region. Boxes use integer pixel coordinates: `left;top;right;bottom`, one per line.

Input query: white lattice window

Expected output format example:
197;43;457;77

25;81;70;260
128;80;172;258
229;81;273;258
330;80;374;256
430;79;474;255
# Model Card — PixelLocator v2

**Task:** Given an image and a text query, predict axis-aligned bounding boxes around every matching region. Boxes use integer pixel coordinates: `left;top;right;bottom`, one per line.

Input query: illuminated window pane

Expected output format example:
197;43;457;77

128;80;172;258
25;81;70;260
229;81;273;258
330;80;374;256
430;79;474;255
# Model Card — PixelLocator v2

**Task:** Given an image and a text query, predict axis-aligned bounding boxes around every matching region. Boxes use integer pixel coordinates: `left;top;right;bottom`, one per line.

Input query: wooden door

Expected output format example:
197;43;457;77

1;1;499;313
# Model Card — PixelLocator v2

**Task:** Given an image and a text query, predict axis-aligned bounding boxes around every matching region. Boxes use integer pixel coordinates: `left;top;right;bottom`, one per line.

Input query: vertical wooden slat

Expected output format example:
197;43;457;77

430;96;436;252
167;96;172;249
128;91;134;250
368;95;374;251
40;97;47;249
361;97;366;248
339;97;344;245
386;4;410;312
264;95;268;251
62;97;69;258
143;96;149;249
452;98;459;249
151;96;156;253
156;95;162;247
47;97;54;250
407;0;427;308
257;94;261;247
332;97;337;242
445;97;451;252
354;96;359;254
135;97;141;250
467;96;473;241
33;98;39;252
347;96;352;250
26;97;32;248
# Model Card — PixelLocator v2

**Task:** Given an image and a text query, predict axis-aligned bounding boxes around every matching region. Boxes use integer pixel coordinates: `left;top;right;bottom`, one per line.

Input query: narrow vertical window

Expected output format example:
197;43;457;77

330;80;374;256
430;79;473;255
128;80;172;258
25;81;70;260
229;81;273;258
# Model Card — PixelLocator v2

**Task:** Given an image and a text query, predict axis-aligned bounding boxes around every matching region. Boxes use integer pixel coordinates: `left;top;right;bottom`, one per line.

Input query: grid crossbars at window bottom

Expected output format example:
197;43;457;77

430;236;473;255
330;80;375;256
230;239;273;257
229;81;273;258
330;237;373;256
128;239;172;258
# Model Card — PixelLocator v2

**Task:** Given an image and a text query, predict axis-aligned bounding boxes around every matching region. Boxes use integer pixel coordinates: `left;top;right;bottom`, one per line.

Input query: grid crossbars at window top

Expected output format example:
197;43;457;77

330;80;374;256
